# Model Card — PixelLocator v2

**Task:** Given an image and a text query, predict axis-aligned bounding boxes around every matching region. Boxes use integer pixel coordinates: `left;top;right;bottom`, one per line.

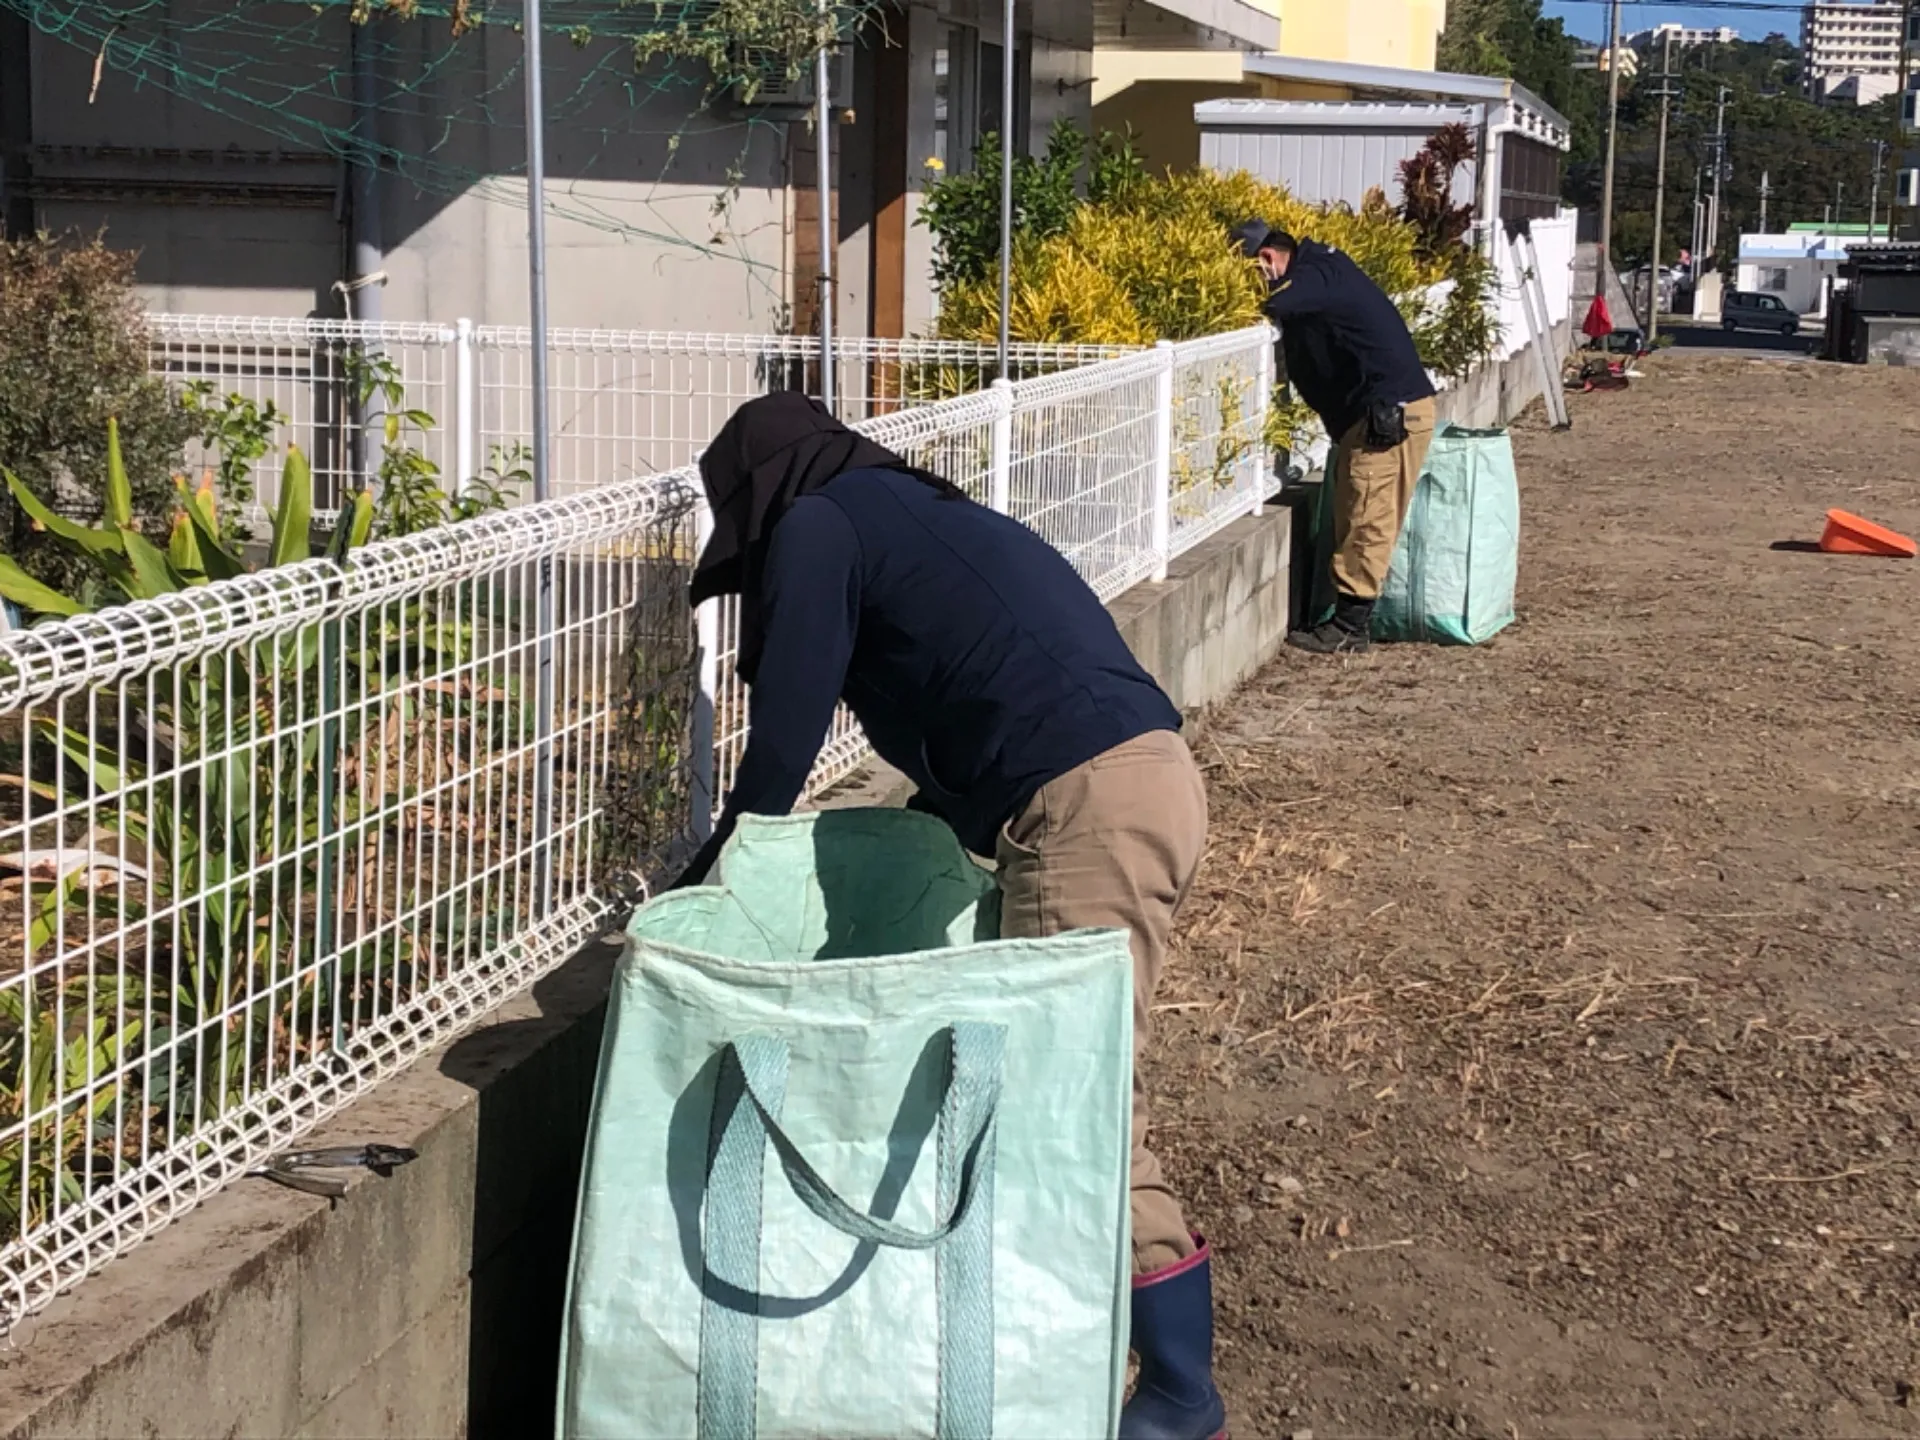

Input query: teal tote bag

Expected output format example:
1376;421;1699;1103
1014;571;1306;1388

1372;423;1520;645
557;809;1135;1440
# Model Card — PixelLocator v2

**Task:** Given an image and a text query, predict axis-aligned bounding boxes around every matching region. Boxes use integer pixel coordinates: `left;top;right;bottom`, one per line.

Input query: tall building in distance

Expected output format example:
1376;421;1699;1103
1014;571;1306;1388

1628;23;1740;49
1800;0;1905;102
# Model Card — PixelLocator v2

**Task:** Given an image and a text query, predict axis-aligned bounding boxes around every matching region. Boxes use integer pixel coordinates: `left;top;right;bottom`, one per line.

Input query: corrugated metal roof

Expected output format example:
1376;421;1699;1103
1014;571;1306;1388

1240;54;1571;137
1194;99;1483;129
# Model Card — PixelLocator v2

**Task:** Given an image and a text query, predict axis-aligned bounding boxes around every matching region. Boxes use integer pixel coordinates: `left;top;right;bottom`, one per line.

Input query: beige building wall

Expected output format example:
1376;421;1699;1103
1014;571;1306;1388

1094;0;1445;172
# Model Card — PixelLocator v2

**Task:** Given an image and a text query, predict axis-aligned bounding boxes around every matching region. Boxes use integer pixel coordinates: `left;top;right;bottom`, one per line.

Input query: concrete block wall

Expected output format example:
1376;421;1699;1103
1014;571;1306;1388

0;506;1293;1439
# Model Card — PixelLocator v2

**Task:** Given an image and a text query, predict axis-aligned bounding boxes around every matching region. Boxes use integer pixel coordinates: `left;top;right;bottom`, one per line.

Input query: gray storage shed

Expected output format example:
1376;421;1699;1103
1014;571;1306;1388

1195;99;1480;213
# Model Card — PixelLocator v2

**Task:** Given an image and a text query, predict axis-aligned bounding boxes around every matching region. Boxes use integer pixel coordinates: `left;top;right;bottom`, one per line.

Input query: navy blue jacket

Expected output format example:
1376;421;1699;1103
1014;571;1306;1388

1263;240;1435;440
700;467;1180;867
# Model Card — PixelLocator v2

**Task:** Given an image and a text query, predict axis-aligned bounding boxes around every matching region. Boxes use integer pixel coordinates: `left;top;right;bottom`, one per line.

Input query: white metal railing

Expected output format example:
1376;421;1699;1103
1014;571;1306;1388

149;316;1132;518
702;331;1275;800
0;322;1272;1330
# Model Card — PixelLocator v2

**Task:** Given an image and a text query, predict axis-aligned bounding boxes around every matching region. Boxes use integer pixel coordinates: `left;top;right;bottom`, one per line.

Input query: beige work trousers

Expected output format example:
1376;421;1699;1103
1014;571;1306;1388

1330;394;1438;601
995;729;1209;1274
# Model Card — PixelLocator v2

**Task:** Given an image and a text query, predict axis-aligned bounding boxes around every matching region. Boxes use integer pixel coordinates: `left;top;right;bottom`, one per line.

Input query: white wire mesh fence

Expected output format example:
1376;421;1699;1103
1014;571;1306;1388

152;315;1132;519
701;329;1275;802
0;477;703;1328
0;321;1273;1331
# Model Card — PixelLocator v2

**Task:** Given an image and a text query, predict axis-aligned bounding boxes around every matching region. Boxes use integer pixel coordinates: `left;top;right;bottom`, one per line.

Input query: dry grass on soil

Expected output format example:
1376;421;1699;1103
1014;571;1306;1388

1152;354;1920;1440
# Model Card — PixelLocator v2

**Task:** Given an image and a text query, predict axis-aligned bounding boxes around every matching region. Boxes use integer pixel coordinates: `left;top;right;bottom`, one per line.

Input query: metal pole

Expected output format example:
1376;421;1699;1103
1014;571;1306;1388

524;0;555;917
1894;0;1914;239
1597;0;1623;276
815;4;836;411
1708;85;1729;258
348;21;385;493
1758;169;1769;233
996;0;1016;377
1692;170;1701;279
1650;33;1673;343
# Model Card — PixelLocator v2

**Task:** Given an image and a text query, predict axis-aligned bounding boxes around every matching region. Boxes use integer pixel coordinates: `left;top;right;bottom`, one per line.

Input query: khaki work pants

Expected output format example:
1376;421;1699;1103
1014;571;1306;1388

995;729;1209;1275
1330;395;1438;601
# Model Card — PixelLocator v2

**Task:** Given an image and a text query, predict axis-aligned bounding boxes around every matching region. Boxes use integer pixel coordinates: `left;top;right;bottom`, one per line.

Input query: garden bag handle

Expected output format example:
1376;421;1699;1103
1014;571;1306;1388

698;1020;1007;1439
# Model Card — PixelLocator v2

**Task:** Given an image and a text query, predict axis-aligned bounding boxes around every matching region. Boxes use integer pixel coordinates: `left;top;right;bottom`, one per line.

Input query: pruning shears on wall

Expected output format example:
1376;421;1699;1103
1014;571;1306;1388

250;1143;419;1199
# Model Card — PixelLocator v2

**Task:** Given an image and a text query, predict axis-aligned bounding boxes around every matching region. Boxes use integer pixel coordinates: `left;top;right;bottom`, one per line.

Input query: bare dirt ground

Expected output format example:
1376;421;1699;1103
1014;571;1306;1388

1155;353;1920;1440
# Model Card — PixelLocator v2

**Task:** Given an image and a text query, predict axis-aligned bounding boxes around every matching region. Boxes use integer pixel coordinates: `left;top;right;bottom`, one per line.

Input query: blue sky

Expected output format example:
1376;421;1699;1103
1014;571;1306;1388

1542;2;1804;45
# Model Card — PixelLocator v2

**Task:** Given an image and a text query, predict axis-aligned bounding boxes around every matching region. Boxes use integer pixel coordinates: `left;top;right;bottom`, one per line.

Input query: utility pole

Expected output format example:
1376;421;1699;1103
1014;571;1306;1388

1650;32;1677;342
1598;0;1625;279
1692;169;1703;278
1869;139;1888;240
1895;0;1914;238
1759;169;1770;233
1707;85;1730;259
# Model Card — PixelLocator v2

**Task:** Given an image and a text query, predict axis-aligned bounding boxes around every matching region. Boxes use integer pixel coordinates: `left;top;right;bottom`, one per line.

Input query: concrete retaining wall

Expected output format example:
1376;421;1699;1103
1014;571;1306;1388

0;506;1294;1440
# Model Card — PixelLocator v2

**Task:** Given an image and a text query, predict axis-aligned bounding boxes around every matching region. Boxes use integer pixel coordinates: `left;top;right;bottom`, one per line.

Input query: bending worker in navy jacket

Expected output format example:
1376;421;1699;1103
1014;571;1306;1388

678;392;1227;1440
1237;220;1437;655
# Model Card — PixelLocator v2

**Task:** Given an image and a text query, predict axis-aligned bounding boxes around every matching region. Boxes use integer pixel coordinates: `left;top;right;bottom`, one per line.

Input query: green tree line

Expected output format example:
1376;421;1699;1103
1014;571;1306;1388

1439;0;1909;265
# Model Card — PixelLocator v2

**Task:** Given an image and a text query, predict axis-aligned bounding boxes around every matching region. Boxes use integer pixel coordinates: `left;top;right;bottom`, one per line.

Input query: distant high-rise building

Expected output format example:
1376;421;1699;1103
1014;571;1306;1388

1801;0;1904;102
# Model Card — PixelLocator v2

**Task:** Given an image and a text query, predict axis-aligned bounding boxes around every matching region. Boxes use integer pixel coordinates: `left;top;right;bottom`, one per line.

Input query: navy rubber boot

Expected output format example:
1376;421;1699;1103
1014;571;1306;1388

1119;1238;1228;1440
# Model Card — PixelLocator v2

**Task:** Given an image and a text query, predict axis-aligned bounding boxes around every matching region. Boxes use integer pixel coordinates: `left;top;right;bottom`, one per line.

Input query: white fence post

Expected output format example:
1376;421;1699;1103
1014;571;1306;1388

988;378;1014;515
1150;341;1175;582
1251;324;1274;519
454;317;476;494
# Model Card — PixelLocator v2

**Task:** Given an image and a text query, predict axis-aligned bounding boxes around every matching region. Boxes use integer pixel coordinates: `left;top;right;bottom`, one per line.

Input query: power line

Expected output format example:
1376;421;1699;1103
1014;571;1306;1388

1550;0;1825;11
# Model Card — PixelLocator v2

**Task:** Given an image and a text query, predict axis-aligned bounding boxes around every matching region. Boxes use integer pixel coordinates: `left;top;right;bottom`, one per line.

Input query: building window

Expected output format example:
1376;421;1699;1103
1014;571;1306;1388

977;39;1031;156
1761;267;1790;291
934;27;979;173
935;25;1029;169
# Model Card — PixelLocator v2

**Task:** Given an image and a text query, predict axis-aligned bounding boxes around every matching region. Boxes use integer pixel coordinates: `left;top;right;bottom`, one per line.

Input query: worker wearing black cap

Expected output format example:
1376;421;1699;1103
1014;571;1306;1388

1235;220;1437;655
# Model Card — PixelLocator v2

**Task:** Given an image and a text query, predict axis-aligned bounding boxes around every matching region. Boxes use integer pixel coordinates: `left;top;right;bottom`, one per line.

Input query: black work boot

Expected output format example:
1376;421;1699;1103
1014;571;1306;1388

1287;593;1374;655
1119;1239;1228;1440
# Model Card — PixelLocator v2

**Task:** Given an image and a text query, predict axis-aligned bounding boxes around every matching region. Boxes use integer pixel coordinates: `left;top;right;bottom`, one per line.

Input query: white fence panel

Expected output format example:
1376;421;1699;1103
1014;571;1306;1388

0;319;1280;1330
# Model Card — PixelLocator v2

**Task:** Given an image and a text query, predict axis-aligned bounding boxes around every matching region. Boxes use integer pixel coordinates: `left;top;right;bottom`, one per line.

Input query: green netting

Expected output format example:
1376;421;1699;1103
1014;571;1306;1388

7;0;872;280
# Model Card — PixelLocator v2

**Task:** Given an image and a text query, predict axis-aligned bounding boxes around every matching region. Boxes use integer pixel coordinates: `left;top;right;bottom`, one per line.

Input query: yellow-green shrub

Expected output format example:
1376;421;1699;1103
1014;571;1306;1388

1063;205;1267;340
924;153;1499;426
938;239;1154;347
930;164;1475;358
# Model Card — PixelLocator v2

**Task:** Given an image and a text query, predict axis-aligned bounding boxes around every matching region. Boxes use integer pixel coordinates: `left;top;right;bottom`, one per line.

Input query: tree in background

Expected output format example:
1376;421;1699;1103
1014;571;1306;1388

1438;0;1604;167
1591;39;1897;267
1439;2;1901;264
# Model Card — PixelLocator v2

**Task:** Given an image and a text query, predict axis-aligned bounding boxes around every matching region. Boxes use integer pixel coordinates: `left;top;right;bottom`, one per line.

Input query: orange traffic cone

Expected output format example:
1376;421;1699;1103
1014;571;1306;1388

1818;509;1917;558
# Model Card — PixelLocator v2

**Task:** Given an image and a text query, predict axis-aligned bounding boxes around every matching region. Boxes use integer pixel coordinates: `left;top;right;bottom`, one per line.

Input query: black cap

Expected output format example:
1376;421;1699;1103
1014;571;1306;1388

1234;219;1298;258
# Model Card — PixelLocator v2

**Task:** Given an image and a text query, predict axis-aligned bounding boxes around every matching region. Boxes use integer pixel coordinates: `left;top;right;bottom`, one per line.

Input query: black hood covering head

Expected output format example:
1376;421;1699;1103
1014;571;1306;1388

688;391;965;682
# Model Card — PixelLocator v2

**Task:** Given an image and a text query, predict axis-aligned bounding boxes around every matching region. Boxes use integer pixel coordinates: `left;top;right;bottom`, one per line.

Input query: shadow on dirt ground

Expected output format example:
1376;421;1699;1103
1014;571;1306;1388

1156;352;1920;1440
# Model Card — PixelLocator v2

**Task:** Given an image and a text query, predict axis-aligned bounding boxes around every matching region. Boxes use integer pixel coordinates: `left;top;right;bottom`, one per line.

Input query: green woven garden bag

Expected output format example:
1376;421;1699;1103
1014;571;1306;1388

558;809;1135;1439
